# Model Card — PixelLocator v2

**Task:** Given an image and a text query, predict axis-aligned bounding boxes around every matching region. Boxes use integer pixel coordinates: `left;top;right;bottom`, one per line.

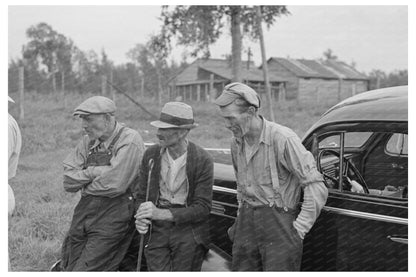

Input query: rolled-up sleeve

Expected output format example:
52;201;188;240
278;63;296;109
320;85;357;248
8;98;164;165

63;138;94;192
283;135;328;237
85;137;145;197
283;136;324;186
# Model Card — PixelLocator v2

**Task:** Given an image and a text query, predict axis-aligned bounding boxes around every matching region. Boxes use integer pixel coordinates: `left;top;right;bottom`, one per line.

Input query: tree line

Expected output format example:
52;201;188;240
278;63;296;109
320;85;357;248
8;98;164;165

8;6;407;99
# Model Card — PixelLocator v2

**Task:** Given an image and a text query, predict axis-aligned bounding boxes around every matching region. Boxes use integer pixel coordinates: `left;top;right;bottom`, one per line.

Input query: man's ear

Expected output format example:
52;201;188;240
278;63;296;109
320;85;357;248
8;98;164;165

247;106;256;116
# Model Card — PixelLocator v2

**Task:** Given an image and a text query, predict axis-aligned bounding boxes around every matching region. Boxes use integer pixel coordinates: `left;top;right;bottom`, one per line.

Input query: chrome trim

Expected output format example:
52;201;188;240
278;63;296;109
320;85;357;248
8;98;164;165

210;211;236;220
387;236;408;244
205;148;231;153
323;206;408;225
213;185;237;195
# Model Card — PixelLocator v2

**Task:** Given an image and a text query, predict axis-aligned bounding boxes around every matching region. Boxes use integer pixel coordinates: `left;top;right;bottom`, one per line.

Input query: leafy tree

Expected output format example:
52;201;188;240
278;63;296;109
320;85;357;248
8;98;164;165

368;69;407;90
159;5;290;82
23;22;75;93
127;34;183;104
323;48;338;61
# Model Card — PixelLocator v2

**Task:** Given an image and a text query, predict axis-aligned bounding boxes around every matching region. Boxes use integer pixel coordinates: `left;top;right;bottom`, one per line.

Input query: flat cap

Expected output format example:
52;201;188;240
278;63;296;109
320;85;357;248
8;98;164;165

73;96;116;116
214;82;261;108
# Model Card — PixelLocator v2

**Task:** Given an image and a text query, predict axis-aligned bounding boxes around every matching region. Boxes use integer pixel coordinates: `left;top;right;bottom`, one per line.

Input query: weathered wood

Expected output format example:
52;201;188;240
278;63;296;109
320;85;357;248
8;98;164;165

18;67;24;120
61;71;66;108
256;6;275;122
140;76;144;99
110;70;116;102
197;85;201;101
101;75;107;96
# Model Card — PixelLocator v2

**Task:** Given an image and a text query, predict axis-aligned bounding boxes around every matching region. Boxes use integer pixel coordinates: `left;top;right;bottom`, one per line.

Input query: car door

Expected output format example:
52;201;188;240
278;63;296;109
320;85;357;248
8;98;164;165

302;129;408;271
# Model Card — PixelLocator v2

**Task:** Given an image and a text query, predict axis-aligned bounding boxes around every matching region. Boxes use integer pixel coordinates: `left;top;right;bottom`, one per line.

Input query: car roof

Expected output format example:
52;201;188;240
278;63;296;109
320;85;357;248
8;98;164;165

303;86;408;139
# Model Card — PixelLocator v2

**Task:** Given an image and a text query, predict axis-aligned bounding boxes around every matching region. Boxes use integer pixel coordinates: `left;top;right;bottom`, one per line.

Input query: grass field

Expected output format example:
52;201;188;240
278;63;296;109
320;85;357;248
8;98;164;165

8;91;331;271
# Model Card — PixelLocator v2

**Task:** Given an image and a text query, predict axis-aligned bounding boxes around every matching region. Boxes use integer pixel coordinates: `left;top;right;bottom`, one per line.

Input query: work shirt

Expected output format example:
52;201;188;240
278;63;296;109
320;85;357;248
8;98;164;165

8;113;22;215
159;148;188;206
231;117;328;237
63;122;145;198
8;114;22;179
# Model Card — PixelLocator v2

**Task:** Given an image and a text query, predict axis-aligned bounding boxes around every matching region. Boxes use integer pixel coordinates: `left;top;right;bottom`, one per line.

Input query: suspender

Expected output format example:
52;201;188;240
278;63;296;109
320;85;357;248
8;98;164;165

84;127;126;168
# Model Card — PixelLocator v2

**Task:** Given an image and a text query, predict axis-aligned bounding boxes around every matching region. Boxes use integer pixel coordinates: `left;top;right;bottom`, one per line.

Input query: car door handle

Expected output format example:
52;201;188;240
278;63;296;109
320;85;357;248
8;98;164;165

387;235;408;244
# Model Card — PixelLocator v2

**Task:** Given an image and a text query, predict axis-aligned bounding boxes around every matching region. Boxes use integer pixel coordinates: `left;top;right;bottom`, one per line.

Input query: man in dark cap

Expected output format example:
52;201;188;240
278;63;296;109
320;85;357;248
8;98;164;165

134;102;214;271
60;96;145;271
215;83;328;271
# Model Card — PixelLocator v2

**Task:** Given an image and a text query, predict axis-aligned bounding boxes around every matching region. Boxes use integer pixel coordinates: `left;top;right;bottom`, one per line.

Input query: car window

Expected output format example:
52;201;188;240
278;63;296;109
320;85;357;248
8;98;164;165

319;132;372;149
386;133;408;156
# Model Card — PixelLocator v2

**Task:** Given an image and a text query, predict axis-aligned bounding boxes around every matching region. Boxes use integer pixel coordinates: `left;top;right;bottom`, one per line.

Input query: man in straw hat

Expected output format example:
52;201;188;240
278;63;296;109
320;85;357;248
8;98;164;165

134;102;214;271
215;83;328;271
59;96;145;271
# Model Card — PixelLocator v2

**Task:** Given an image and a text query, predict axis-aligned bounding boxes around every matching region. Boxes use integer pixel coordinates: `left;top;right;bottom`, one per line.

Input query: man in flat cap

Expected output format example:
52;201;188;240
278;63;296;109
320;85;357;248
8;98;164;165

215;83;328;271
59;96;145;271
134;102;214;271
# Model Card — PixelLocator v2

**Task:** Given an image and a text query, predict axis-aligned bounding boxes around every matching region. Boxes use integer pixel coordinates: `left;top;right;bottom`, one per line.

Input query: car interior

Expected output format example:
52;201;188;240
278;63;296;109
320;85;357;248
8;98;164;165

312;125;408;199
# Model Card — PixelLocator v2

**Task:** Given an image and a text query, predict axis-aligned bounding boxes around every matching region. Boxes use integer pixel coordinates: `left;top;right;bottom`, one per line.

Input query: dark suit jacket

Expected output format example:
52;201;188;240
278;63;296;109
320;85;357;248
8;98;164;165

133;141;214;247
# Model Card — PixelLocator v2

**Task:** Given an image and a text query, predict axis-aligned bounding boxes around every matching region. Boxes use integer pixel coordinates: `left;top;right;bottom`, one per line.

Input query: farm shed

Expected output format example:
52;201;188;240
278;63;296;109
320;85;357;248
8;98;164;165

265;57;369;106
167;58;289;102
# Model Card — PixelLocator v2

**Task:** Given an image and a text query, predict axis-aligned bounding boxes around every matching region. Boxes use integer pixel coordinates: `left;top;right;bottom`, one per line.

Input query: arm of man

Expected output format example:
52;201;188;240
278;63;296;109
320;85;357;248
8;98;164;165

85;137;145;197
63;138;95;192
283;136;328;239
169;152;214;224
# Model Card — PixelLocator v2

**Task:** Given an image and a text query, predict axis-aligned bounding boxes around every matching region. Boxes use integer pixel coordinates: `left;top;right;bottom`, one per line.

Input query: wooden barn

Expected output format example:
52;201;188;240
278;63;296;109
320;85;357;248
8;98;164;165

167;58;288;102
265;57;370;105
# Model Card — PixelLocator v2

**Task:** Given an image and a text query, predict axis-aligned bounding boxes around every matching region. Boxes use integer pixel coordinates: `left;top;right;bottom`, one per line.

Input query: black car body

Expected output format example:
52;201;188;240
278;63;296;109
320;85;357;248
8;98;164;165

207;86;408;271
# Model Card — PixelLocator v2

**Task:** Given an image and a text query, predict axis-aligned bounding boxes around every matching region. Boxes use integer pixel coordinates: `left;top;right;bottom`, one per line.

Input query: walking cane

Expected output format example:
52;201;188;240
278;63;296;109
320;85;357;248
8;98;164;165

136;158;154;271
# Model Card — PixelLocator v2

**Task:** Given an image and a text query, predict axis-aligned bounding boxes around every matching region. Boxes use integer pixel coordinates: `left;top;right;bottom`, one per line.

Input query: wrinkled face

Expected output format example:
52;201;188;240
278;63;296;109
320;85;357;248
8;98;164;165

156;128;187;148
80;114;109;140
219;103;252;139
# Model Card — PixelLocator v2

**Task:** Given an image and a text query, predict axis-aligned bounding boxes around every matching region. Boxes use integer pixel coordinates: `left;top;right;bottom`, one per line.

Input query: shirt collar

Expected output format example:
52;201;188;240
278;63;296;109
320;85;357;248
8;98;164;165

89;122;121;150
159;139;189;157
259;116;272;146
235;116;271;146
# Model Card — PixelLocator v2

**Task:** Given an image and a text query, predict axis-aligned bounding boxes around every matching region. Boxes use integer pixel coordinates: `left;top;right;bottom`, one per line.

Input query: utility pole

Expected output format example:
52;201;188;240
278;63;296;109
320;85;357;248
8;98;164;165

255;6;275;122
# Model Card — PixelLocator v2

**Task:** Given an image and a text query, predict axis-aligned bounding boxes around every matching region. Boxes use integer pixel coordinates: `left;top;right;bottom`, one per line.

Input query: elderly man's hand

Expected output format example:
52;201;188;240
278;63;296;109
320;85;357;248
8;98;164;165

135;218;151;234
135;201;174;221
135;201;159;220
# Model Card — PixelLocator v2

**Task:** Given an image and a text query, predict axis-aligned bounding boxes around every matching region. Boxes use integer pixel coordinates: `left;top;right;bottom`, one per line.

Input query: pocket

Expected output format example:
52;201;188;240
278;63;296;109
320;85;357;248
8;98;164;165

291;221;303;243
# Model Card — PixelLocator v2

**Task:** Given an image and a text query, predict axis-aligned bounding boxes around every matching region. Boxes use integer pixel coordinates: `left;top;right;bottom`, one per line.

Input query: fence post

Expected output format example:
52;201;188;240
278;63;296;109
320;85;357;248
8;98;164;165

18;66;24;120
101;75;107;96
110;70;116;102
140;75;144;99
62;71;66;109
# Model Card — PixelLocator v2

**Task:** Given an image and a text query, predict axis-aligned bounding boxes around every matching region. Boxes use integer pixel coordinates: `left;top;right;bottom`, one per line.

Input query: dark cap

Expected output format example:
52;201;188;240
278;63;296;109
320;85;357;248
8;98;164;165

73;96;116;116
214;82;261;108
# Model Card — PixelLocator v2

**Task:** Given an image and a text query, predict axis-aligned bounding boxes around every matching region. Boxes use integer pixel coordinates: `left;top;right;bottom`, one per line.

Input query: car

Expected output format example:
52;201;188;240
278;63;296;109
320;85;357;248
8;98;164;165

206;85;408;271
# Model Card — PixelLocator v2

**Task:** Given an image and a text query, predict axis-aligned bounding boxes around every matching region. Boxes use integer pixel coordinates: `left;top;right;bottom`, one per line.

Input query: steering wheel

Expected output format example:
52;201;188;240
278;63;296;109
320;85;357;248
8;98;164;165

317;149;369;194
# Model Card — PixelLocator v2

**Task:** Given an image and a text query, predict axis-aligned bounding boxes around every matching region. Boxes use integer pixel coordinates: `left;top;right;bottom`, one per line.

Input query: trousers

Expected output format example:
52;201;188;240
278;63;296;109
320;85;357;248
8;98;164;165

231;203;303;271
61;193;135;271
144;220;207;271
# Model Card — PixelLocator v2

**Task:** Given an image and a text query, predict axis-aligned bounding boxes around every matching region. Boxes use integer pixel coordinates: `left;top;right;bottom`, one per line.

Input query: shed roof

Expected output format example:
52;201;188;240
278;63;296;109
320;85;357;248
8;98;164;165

170;58;288;85
268;57;369;80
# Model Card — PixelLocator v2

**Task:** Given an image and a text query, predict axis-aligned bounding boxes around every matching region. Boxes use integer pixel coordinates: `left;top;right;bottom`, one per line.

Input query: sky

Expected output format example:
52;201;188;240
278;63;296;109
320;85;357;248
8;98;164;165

7;4;409;74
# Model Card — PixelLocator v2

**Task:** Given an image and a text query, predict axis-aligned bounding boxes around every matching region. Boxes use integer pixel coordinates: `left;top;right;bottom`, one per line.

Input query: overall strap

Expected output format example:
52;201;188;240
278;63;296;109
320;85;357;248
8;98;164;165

107;126;126;151
269;132;281;199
